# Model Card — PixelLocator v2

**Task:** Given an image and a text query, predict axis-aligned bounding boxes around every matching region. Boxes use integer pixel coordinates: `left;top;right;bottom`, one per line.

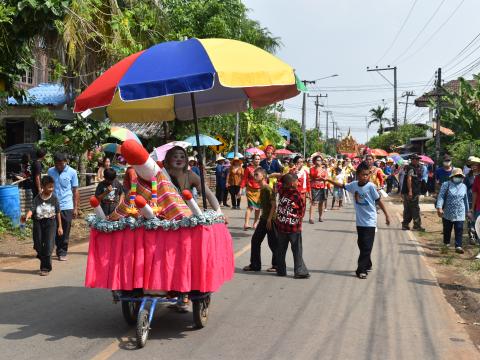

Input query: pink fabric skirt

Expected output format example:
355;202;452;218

85;223;234;292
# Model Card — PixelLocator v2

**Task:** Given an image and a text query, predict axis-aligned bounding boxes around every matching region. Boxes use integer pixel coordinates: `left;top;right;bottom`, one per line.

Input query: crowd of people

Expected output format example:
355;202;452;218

210;147;480;279
14;142;480;277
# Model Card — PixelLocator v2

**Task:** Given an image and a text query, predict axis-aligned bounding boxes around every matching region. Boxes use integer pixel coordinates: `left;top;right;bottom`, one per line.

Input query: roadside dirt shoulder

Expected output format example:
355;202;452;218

387;195;480;347
0;218;89;268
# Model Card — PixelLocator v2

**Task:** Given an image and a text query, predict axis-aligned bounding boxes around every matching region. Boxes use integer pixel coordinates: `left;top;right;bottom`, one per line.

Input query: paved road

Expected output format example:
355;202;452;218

0;204;478;360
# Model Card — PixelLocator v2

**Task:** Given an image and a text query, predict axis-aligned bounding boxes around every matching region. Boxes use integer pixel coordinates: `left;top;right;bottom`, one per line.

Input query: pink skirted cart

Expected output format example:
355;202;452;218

85;214;234;348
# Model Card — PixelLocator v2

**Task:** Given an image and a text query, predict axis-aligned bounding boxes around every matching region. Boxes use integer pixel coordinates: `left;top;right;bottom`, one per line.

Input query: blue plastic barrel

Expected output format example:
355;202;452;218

0;185;21;227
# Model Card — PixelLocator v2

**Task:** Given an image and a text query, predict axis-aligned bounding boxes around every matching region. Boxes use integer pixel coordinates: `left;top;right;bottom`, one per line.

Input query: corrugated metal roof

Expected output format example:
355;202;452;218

120;122;166;138
7;83;66;106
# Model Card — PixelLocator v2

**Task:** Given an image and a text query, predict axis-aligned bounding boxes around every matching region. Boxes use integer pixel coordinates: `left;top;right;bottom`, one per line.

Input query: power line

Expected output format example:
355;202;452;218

390;0;447;64
443;31;480;69
375;0;419;64
395;0;465;64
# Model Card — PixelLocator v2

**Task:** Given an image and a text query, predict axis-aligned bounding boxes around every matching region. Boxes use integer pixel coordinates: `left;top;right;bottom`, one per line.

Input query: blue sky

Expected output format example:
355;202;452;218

243;0;480;143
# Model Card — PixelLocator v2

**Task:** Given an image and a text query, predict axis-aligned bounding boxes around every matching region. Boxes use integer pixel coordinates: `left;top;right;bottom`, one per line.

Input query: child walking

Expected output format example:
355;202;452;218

275;173;310;279
327;161;390;279
25;176;63;276
331;166;345;209
243;167;278;272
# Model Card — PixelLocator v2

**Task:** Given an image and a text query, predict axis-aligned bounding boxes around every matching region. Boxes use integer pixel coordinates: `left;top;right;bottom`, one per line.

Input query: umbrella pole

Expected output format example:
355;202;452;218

191;93;208;210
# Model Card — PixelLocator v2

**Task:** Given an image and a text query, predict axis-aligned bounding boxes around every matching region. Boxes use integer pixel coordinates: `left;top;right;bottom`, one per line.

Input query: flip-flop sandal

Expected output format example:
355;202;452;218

243;265;260;272
243;225;252;231
266;267;277;272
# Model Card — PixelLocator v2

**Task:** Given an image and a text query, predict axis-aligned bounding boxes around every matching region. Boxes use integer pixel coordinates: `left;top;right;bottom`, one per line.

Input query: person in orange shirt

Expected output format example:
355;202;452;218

227;158;244;209
365;154;384;189
240;154;262;230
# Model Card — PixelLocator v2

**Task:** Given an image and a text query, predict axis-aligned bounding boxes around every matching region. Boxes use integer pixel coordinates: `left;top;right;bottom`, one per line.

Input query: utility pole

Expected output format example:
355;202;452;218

365;116;369;143
367;65;398;130
308;94;327;137
323;110;332;154
400;91;415;124
435;68;442;167
301;79;316;157
234;112;239;157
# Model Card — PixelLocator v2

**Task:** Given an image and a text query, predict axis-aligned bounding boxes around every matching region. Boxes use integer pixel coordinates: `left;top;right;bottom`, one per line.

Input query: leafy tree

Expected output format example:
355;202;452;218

368;105;391;135
171;106;284;155
38;113;110;184
366;124;426;151
439;75;480;140
446;140;480;168
279;118;323;155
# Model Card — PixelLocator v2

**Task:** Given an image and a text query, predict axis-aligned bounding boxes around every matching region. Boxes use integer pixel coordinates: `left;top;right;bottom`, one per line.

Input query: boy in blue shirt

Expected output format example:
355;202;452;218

327;161;390;279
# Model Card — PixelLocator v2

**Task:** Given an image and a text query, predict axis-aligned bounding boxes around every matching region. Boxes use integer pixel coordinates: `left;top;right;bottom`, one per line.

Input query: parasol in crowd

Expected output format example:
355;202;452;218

183;134;221;147
226;152;244;159
275;148;293;155
110;126;142;144
150;141;191;161
245;148;265;156
74;38;302;208
102;143;121;154
371;148;388;157
419;154;434;164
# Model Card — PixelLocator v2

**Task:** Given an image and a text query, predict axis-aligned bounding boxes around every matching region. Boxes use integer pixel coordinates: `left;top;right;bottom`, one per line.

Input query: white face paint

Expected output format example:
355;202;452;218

170;150;187;170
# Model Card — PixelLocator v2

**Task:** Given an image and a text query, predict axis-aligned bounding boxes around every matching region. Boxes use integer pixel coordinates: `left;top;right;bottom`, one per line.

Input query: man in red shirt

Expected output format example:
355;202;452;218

275;173;310;279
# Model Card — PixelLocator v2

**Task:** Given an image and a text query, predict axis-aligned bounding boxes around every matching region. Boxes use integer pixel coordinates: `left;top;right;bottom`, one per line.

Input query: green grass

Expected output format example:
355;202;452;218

440;245;449;254
468;260;480;272
439;255;455;266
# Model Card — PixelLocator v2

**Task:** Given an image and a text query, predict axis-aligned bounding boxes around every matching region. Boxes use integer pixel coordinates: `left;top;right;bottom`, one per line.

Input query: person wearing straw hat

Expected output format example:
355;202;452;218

215;156;228;207
436;168;469;254
401;154;425;231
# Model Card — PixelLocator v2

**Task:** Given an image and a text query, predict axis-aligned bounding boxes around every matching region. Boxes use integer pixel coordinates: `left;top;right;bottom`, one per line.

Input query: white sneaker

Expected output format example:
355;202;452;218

455;247;464;254
476;252;480;259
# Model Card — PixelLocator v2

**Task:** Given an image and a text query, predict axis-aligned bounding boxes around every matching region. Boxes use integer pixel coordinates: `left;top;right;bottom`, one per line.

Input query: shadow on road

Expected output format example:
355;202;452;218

409;278;480;294
234;267;280;277
0;268;39;275
0;286;198;347
314;229;356;234
309;269;357;278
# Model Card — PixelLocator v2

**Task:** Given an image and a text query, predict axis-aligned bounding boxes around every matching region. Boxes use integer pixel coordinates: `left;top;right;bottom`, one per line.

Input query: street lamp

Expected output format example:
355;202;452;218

312;74;339;82
301;74;339;157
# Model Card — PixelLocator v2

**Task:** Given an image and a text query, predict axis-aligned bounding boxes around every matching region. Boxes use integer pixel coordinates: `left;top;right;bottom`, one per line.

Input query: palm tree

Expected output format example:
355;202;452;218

368;106;391;134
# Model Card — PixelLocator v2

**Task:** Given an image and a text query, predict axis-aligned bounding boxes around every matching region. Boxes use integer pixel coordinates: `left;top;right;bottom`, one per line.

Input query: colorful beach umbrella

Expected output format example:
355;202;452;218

184;134;221;147
102;143;121;154
73;38;300;122
73;38;301;209
391;155;403;165
110;126;141;144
